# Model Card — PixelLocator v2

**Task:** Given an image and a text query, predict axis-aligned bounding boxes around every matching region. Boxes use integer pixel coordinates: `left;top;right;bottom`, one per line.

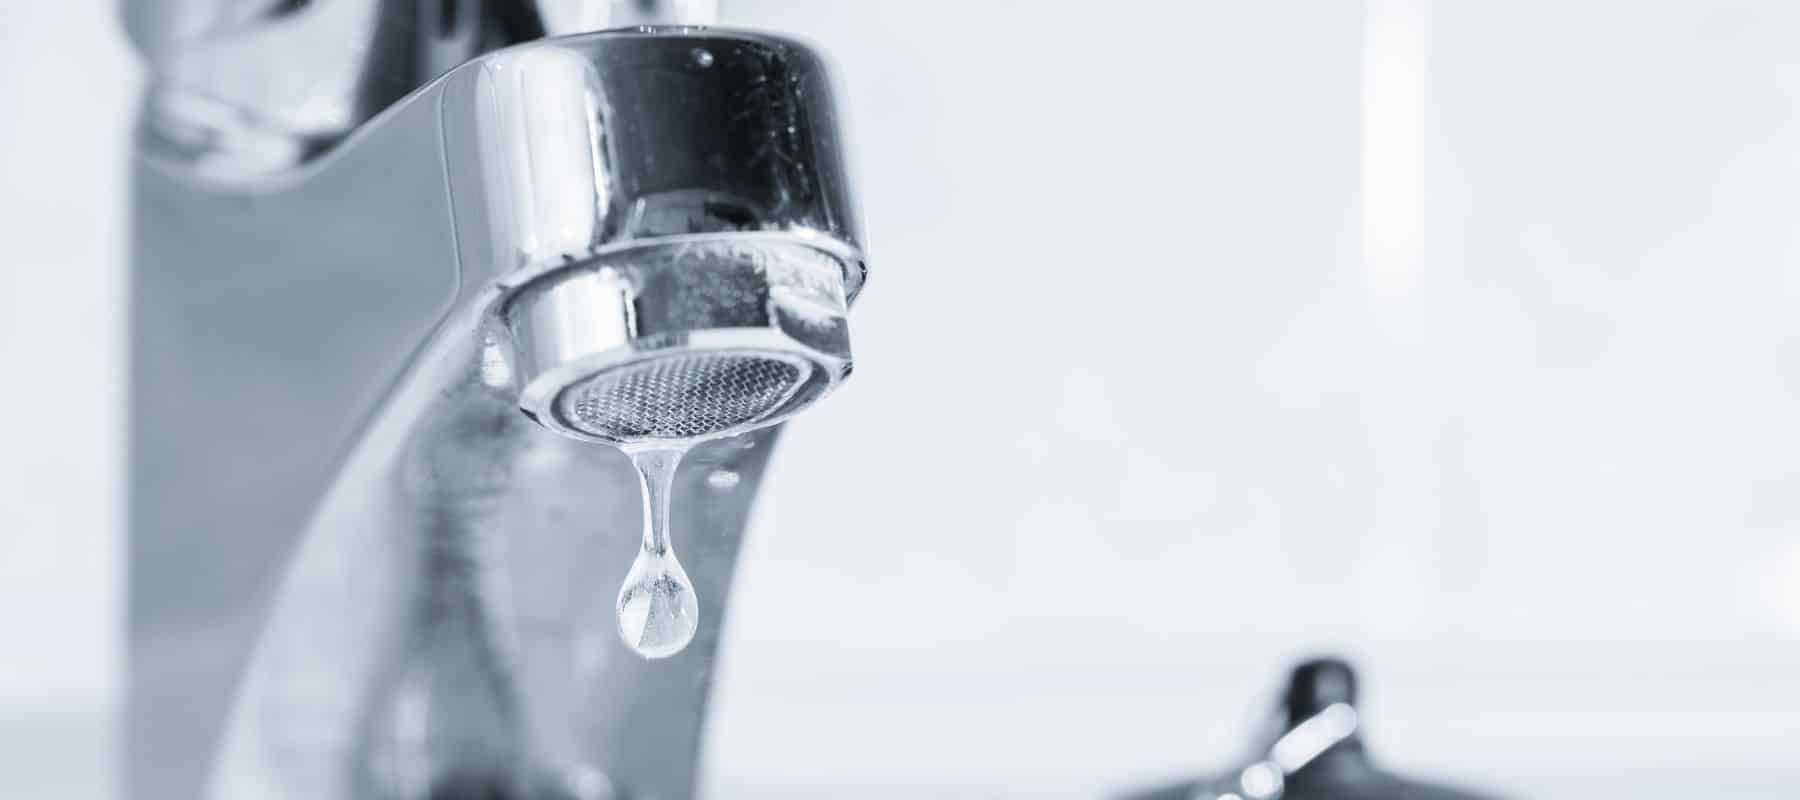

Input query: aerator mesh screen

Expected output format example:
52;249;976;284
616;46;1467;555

555;353;805;442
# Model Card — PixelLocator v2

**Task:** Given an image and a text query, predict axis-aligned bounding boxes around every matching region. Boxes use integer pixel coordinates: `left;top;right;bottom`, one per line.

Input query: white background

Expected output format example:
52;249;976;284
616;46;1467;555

5;1;1800;797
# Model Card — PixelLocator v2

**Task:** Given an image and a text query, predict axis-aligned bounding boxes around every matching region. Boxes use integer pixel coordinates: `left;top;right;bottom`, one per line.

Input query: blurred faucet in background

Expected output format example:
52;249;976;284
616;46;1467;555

1123;659;1499;800
123;1;865;797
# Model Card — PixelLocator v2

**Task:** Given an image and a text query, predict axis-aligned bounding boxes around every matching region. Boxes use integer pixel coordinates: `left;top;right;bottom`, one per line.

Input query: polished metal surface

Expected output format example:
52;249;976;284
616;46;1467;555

1188;703;1358;800
129;21;864;800
506;240;853;446
124;0;729;177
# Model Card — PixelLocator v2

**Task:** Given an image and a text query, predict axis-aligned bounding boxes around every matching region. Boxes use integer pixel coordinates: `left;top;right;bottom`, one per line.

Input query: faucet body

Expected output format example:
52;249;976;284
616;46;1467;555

126;5;862;798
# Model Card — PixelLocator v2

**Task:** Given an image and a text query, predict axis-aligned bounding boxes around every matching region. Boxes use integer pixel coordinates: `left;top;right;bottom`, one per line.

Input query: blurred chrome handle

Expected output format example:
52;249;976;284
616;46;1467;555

123;0;724;178
122;0;721;58
596;0;718;26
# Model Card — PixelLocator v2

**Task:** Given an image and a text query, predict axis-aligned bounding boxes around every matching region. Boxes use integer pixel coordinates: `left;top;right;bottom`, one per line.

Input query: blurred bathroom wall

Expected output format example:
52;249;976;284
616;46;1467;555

4;1;1800;798
708;0;1800;795
0;1;133;797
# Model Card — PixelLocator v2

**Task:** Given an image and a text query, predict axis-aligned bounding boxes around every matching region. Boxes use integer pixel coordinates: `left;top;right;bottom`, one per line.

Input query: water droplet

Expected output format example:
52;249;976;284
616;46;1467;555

691;48;714;68
617;447;699;659
616;550;697;659
706;469;740;490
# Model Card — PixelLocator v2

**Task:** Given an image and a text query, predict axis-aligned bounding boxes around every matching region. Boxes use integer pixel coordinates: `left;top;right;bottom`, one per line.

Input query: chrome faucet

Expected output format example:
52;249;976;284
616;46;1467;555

124;2;865;798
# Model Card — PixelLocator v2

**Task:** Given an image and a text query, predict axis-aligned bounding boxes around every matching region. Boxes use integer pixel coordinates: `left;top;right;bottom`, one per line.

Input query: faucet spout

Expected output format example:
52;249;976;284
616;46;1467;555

129;27;864;800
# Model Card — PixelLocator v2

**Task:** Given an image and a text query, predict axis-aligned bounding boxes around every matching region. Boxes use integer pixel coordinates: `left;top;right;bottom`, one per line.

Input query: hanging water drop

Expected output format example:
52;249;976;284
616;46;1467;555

616;552;698;659
616;446;699;659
